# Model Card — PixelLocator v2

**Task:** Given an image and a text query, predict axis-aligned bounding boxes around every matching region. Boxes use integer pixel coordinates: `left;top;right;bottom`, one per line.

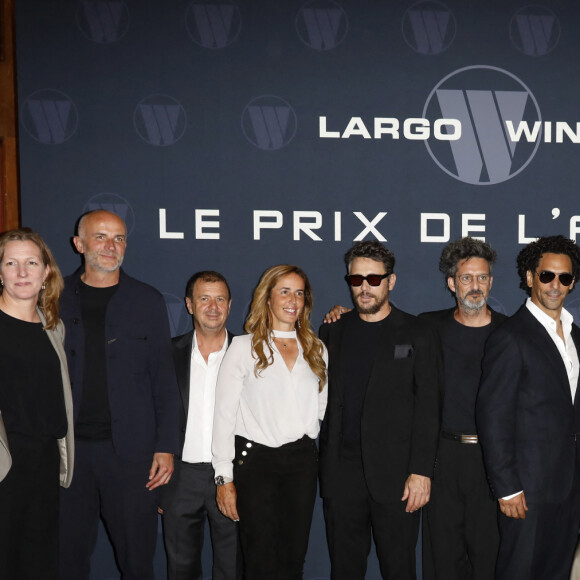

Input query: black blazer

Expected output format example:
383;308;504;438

171;329;235;453
318;307;442;503
476;305;580;504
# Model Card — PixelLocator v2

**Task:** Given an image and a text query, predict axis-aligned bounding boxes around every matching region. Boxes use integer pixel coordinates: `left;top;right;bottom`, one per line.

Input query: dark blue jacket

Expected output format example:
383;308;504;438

60;268;180;461
477;305;580;503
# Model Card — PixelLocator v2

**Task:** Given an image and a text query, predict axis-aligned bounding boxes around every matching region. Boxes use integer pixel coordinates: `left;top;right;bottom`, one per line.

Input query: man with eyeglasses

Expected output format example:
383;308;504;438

419;237;505;580
318;240;441;580
476;235;580;580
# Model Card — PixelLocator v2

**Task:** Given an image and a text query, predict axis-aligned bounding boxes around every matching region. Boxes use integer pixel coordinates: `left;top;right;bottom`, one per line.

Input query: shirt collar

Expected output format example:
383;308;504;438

526;297;574;337
192;329;228;356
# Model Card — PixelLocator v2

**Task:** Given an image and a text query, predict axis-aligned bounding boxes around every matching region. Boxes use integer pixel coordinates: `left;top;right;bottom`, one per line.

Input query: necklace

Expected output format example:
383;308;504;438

272;329;297;350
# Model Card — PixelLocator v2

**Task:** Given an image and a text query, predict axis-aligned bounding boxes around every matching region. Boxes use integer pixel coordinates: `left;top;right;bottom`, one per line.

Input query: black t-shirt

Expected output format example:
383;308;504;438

439;316;492;434
341;314;387;457
75;281;118;439
0;309;67;438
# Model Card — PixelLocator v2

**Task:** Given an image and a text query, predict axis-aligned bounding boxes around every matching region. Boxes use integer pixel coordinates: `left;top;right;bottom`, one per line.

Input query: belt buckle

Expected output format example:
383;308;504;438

460;434;478;444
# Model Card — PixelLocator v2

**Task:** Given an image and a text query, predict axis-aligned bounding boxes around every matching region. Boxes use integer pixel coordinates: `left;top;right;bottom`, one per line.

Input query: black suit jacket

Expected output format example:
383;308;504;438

160;329;234;511
476;304;580;504
318;307;442;503
171;329;235;454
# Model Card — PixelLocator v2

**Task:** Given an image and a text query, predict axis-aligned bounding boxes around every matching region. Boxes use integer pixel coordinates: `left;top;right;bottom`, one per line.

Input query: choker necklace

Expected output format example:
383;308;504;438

272;329;297;350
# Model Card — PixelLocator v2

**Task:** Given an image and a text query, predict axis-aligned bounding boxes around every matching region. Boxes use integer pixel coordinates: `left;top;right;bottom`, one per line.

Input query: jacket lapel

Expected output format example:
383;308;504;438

174;332;194;416
519;307;572;400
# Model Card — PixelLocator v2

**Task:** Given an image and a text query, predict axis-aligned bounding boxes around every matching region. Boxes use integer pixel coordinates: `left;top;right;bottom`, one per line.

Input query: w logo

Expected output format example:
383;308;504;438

402;1;455;55
82;193;136;235
77;1;130;43
242;96;297;151
296;0;348;51
133;95;187;146
185;1;242;49
163;293;193;337
423;66;542;185
21;89;78;144
510;6;560;56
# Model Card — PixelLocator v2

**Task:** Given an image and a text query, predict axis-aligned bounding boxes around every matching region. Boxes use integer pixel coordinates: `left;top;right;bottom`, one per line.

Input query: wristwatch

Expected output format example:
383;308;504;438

214;475;233;486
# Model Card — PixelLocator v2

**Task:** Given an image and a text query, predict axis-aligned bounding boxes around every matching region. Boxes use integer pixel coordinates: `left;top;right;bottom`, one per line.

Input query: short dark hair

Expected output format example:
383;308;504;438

344;241;395;274
439;237;497;281
185;271;231;300
517;235;580;296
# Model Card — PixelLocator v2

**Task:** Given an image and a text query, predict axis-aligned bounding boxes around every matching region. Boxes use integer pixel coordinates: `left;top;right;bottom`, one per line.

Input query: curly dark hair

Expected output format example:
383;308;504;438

344;241;395;274
517;235;580;296
439;237;497;291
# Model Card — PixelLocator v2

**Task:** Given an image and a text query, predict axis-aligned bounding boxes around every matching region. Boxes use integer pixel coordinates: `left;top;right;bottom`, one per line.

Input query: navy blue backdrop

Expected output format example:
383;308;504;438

14;1;580;577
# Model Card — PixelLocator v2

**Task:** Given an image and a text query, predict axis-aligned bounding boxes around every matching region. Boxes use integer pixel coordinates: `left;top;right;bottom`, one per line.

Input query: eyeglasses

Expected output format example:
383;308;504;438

457;274;491;285
535;271;574;286
345;273;389;287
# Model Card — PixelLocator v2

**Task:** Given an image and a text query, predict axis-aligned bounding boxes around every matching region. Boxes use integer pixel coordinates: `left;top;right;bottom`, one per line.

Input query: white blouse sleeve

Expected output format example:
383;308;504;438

211;336;249;480
318;343;329;421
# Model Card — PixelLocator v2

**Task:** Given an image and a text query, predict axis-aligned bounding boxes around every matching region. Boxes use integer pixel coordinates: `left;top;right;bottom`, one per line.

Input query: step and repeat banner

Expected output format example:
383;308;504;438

15;1;580;578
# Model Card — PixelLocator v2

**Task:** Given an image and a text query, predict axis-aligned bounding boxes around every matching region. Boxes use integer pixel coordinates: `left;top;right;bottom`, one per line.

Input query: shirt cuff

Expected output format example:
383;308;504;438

502;490;523;500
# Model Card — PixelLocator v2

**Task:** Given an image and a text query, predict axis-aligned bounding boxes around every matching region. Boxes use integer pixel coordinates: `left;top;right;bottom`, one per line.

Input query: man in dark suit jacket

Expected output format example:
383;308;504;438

160;270;240;580
477;235;580;580
319;241;441;580
58;210;180;580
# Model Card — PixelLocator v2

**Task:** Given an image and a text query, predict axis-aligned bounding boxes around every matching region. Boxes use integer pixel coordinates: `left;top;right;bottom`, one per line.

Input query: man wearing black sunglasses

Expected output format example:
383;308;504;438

477;235;580;580
318;241;441;580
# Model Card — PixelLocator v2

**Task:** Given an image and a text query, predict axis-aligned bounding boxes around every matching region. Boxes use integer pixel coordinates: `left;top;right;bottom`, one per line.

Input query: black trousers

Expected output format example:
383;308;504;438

234;435;318;580
162;461;241;580
423;437;499;580
323;456;420;580
0;433;60;580
495;463;580;580
59;439;159;580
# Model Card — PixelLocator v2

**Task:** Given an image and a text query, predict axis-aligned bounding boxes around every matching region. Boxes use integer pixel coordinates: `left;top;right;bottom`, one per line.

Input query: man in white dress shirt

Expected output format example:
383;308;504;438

477;236;580;580
160;271;241;580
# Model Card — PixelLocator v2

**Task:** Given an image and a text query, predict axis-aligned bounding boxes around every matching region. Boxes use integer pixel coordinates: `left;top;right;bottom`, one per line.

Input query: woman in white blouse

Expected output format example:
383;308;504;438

212;264;327;579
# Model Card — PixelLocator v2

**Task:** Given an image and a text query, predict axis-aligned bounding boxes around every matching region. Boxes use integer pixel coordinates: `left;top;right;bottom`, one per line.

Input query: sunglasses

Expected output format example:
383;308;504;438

535;270;574;286
345;273;389;287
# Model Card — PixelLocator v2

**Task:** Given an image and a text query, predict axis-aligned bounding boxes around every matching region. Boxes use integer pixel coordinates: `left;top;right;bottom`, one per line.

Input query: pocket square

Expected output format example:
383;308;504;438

394;344;414;359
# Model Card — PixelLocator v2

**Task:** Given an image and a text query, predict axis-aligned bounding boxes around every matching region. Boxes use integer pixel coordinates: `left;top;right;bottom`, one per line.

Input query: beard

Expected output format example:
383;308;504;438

354;290;389;315
458;290;487;312
84;251;124;273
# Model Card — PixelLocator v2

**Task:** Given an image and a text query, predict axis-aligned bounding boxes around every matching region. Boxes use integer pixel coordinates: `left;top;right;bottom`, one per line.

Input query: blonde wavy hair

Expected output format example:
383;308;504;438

0;228;64;330
245;264;326;390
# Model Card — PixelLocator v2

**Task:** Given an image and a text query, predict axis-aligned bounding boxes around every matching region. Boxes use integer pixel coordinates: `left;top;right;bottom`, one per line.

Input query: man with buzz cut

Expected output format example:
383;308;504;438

420;237;503;580
477;235;580;580
58;209;180;580
161;270;241;580
319;240;441;580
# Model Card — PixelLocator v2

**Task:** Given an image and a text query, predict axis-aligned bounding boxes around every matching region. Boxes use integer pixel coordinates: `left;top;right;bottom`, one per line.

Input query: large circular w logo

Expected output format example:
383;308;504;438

423;66;542;185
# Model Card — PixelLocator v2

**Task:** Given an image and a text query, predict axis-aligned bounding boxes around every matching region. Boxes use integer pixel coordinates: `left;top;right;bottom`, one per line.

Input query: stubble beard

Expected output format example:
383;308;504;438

354;291;389;315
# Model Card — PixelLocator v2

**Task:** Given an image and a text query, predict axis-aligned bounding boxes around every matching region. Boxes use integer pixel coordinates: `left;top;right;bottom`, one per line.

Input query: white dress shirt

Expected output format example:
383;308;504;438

503;299;580;501
212;330;328;480
526;298;579;402
182;331;228;463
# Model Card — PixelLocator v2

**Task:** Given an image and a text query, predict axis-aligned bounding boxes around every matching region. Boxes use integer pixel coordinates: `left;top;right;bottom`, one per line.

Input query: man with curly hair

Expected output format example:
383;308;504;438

477;235;580;580
421;237;504;580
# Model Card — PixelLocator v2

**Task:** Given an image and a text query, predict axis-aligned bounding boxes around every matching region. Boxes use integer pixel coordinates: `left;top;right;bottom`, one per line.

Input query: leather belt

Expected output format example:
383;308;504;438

441;431;479;444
